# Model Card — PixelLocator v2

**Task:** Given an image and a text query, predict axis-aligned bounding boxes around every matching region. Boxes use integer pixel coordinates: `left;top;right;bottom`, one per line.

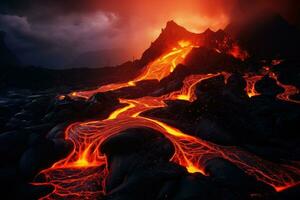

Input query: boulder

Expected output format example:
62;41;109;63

101;127;181;198
204;158;274;195
19;138;72;179
0;131;28;164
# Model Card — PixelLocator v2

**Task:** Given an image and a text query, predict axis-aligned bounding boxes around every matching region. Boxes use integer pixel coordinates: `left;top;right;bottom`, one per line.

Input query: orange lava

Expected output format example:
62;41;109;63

227;43;249;61
268;72;300;104
243;65;300;103
34;41;300;199
243;74;264;98
57;95;66;101
72;40;197;99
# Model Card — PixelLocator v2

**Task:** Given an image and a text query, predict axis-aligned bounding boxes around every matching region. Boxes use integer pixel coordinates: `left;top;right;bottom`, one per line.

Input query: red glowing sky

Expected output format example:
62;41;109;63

0;0;299;67
70;0;299;64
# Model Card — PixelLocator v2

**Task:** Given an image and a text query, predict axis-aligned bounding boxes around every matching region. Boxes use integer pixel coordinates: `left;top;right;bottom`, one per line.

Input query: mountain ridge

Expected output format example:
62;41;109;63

140;20;235;66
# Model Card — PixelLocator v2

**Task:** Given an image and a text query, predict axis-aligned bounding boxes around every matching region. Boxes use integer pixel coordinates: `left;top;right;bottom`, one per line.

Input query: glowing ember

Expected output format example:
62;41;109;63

57;95;66;101
271;59;284;66
228;43;249;61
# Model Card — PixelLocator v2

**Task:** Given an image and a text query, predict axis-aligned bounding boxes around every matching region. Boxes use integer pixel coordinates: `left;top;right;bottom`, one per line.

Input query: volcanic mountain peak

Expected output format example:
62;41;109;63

163;20;190;34
154;21;196;45
163;21;214;37
165;20;179;27
203;27;214;34
140;21;235;66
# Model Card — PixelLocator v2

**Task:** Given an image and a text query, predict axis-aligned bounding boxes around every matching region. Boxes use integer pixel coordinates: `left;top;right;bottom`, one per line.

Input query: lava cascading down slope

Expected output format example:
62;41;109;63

34;41;300;199
71;40;197;99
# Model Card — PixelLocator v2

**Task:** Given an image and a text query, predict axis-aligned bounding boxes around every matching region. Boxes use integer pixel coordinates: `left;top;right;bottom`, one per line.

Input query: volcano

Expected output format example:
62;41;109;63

1;20;300;200
140;20;247;66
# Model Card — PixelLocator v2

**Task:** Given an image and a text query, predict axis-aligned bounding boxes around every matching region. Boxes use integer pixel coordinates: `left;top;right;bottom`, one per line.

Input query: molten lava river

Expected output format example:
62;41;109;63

34;41;300;199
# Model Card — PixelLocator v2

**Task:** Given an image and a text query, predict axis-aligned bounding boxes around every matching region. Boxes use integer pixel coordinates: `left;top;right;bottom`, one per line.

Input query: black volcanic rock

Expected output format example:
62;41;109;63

256;76;284;96
100;128;175;172
19;138;72;179
101;128;182;198
225;13;300;59
16;183;54;200
226;73;247;96
101;127;174;161
169;174;216;200
0;131;28;164
195;118;235;145
184;47;241;73
1;61;141;90
0;31;20;66
204;158;274;194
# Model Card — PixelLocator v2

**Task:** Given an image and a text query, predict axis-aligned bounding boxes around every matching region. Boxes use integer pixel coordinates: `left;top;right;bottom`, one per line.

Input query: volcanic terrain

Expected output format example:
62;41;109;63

1;18;300;200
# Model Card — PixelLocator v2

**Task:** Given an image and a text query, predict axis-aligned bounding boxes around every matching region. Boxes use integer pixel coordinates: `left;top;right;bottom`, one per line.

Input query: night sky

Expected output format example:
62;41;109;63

0;0;299;68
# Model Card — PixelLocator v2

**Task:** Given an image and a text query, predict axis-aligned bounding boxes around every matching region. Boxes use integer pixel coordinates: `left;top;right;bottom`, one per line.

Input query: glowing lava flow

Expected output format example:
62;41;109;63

268;72;300;104
35;42;300;199
227;43;249;61
243;74;264;98
73;40;197;99
243;65;300;103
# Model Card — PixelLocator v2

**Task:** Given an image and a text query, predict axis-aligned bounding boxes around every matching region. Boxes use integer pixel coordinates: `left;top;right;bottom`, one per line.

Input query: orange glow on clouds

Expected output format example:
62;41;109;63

174;14;229;33
108;0;231;59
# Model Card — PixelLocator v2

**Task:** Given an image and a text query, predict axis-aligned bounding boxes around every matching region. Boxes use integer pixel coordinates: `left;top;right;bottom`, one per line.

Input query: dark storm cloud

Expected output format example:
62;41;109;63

0;1;123;67
0;0;299;67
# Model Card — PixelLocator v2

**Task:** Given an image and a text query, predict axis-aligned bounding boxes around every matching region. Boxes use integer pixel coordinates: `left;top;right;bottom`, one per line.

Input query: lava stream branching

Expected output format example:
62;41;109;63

73;40;198;99
243;64;300;103
34;41;300;199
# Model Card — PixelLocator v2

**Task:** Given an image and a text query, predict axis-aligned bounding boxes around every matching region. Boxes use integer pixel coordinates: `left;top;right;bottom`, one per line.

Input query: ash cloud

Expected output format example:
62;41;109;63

0;0;299;67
